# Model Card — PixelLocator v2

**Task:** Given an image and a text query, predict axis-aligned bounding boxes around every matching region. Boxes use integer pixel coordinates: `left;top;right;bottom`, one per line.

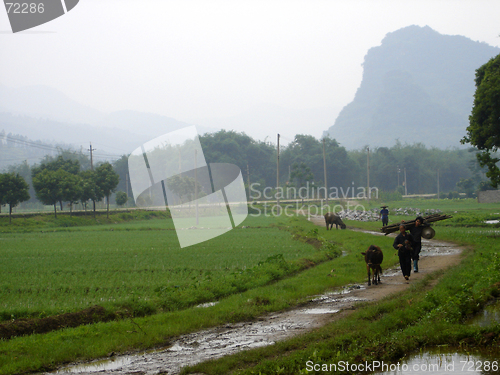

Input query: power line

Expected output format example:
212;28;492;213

2;136;61;152
1;135;124;159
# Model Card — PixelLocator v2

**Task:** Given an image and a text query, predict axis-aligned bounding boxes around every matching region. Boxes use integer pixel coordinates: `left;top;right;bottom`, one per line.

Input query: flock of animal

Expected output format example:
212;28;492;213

324;213;383;286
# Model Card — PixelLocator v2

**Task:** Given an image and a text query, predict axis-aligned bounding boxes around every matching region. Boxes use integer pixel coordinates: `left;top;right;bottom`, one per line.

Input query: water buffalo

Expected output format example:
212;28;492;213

324;212;346;230
361;245;383;286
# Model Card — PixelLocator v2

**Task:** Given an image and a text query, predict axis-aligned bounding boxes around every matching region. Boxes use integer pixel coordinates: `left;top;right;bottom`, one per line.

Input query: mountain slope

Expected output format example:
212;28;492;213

0;85;216;156
324;25;500;149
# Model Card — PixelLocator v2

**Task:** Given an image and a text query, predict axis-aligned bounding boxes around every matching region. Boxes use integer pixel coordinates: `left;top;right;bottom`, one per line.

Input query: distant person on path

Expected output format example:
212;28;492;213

409;216;427;273
393;223;414;282
379;205;389;226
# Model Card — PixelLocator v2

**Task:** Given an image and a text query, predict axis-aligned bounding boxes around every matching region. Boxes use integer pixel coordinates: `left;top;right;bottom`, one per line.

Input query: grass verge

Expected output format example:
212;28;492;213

180;200;500;374
0;213;395;374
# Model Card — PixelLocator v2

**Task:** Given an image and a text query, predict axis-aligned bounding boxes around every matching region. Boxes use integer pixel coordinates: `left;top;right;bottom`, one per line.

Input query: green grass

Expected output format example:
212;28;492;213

179;200;500;375
0;213;402;374
2;199;500;374
0;214;333;321
374;197;500;212
0;209;174;232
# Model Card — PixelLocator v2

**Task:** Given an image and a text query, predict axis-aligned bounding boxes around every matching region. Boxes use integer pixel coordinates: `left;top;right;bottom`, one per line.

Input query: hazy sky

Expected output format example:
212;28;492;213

1;0;500;140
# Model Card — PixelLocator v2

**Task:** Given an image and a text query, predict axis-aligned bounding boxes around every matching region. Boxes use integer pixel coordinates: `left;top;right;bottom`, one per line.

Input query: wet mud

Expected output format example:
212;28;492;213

0;306;113;341
54;287;370;375
49;226;463;375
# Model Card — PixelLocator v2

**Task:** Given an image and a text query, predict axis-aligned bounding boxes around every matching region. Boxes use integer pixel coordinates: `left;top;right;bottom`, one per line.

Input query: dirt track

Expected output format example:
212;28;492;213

50;219;463;375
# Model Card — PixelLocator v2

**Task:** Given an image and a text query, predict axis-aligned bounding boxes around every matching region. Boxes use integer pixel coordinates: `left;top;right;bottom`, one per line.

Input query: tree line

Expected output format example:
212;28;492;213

0;129;493;219
0;153;119;220
200;132;490;198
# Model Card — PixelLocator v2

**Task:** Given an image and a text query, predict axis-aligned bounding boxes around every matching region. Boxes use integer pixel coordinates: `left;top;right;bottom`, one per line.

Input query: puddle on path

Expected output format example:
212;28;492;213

373;349;500;375
60;357;134;373
422;238;461;257
52;285;367;375
49;232;463;375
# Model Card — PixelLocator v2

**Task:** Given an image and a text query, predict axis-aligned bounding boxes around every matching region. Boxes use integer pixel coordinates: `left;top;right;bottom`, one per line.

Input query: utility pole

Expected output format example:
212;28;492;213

323;138;328;204
88;143;97;212
276;134;280;213
397;165;400;187
367;146;370;201
88;143;96;170
404;168;408;196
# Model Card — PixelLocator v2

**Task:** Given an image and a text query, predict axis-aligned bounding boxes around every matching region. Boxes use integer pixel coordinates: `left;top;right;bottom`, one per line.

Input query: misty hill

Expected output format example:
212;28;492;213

0;129;76;170
0;84;103;124
324;25;500;150
0;85;216;158
192;103;342;143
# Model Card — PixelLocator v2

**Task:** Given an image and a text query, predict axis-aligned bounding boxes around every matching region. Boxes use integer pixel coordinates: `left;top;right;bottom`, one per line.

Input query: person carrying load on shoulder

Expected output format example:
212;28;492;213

409;216;428;273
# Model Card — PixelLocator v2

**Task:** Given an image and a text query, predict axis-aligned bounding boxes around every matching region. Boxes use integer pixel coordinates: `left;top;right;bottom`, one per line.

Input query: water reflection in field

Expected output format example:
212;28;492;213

373;350;499;375
468;299;500;327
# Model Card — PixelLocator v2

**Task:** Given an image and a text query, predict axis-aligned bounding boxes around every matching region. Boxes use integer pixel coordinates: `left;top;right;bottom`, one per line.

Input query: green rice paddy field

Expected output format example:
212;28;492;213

0;198;499;374
1;199;499;323
0;214;329;321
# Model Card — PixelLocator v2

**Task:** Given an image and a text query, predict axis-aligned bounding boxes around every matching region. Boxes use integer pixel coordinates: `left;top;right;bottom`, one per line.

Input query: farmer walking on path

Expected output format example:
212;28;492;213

409;216;427;272
393;224;414;282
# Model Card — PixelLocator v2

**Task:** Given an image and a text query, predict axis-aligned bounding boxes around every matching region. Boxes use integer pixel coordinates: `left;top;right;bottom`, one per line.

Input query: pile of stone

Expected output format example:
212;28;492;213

324;207;444;223
391;207;442;216
337;209;380;222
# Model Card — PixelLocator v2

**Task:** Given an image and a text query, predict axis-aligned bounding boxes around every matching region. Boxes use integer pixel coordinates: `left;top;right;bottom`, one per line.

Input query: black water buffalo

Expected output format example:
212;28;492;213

324;212;346;230
361;245;383;286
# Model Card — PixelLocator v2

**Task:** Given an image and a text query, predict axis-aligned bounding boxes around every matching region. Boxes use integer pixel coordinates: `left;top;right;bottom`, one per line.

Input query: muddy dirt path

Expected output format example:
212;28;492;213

50;219;463;375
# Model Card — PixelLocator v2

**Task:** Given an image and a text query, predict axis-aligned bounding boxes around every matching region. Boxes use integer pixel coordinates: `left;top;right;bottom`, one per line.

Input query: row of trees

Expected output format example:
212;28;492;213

0;154;120;219
31;156;119;218
1;133;491;218
200;131;489;197
199;131;489;197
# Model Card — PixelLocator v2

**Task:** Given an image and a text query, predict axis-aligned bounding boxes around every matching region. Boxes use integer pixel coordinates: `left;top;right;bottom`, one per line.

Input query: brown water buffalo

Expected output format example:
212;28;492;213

324;212;346;230
361;245;383;285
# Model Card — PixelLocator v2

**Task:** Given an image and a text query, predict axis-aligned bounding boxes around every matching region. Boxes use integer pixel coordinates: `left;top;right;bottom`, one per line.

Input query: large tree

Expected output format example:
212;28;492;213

79;170;102;216
32;169;71;218
462;53;500;187
289;162;314;190
0;173;30;223
60;173;82;215
166;175;201;204
200;130;277;190
280;135;358;192
32;155;81;210
7;160;35;203
95;162;119;218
